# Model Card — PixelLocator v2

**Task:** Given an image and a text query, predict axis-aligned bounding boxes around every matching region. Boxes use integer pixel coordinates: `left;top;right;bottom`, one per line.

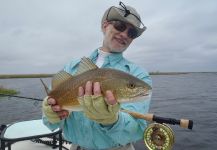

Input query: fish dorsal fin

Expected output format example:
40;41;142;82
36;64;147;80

75;57;98;75
52;70;73;90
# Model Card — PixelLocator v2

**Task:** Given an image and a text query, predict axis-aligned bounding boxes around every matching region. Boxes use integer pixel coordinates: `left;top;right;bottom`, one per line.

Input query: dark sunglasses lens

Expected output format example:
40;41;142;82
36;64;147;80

113;21;126;32
128;28;138;39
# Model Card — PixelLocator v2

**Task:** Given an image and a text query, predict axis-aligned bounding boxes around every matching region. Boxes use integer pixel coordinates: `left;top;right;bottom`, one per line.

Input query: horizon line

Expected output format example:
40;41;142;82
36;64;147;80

0;72;216;79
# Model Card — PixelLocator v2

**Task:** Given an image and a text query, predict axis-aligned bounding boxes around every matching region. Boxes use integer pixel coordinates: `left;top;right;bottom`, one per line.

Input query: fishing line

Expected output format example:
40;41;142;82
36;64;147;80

0;93;43;101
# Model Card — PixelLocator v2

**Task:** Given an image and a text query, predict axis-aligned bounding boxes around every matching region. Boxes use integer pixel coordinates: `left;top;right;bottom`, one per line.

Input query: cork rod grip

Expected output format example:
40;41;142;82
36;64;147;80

121;109;193;130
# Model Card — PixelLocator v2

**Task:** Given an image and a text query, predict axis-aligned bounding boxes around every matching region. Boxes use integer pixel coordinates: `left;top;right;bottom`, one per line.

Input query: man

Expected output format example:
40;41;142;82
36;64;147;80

42;2;152;150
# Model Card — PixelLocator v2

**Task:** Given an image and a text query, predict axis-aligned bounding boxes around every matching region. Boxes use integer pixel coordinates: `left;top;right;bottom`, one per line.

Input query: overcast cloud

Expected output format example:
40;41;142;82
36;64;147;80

0;0;216;74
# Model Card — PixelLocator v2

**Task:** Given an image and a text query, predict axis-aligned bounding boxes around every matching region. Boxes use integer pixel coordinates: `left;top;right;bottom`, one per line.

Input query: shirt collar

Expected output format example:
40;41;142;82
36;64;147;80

89;49;123;66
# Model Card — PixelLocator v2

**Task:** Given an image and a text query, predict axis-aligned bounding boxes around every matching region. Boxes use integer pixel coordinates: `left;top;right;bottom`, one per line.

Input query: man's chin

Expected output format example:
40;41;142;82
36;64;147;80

110;46;127;53
110;49;125;53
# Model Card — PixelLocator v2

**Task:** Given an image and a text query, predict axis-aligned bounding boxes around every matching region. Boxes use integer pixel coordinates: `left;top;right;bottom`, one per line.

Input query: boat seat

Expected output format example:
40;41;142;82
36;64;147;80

0;119;62;150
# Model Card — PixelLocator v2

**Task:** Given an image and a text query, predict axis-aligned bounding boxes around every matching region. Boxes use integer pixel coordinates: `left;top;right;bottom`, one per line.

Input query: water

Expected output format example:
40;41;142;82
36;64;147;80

0;73;216;150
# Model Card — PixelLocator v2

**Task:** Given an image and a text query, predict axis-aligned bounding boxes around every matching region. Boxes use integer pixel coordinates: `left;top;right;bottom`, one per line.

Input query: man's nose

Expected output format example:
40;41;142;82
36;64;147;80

119;28;129;39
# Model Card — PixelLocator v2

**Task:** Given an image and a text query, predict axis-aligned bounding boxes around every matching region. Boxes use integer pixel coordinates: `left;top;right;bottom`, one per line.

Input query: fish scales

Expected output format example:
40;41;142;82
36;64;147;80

48;69;109;106
47;57;152;111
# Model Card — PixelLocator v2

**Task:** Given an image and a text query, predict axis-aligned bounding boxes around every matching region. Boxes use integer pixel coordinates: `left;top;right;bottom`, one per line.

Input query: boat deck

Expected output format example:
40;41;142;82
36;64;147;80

4;140;71;150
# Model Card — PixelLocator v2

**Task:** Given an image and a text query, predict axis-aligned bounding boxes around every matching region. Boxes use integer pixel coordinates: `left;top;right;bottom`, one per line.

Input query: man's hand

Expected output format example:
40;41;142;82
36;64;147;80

78;81;120;125
42;96;69;123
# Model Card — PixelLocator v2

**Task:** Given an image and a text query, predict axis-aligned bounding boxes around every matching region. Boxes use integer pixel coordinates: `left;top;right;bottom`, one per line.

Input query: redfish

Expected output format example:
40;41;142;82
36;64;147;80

48;57;152;111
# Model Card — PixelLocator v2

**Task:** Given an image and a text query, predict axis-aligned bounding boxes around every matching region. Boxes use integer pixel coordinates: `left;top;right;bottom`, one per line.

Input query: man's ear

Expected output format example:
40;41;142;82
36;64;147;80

102;21;110;33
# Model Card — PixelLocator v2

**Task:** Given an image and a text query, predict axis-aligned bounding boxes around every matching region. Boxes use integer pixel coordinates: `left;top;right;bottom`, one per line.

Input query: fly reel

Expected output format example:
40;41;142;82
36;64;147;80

144;123;174;150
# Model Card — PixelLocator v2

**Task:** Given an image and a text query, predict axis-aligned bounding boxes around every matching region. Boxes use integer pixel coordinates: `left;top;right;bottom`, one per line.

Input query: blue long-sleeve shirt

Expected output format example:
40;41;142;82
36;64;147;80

43;49;152;150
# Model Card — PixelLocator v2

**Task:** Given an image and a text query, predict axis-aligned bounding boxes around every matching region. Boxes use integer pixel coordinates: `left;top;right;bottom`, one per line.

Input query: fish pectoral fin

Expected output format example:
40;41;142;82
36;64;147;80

52;70;73;90
75;57;98;75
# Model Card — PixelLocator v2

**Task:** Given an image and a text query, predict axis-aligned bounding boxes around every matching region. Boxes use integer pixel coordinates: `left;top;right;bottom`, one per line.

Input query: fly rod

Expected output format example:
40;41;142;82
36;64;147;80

121;109;193;130
0;93;43;101
0;93;193;129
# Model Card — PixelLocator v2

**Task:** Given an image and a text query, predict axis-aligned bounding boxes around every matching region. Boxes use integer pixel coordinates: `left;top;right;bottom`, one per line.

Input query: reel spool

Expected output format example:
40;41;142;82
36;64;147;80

144;123;174;150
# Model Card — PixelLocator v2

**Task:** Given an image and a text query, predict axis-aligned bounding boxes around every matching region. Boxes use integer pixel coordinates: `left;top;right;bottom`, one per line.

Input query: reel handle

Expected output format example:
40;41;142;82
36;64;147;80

121;109;193;129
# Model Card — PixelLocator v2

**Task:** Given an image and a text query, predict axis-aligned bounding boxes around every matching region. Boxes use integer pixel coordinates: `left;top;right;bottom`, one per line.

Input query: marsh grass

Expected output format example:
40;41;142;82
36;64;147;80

0;86;19;95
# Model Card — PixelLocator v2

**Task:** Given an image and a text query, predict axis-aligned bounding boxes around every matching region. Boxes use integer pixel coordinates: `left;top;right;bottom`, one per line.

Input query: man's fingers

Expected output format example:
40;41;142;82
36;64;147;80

47;97;56;105
57;110;69;119
105;90;117;105
78;86;84;97
85;81;93;96
51;105;61;112
84;81;102;96
93;82;101;96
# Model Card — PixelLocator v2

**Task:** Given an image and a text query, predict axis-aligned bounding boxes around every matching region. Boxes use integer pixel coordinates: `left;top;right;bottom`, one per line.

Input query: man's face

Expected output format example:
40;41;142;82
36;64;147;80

102;21;136;53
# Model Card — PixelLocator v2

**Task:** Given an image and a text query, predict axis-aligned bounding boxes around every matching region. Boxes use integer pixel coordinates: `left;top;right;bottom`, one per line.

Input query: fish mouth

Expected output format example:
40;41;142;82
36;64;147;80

131;90;152;100
130;91;150;99
119;91;152;103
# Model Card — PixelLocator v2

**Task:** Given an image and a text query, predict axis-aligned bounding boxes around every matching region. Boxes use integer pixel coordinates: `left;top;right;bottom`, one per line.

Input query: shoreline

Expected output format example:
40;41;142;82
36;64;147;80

0;72;216;79
0;74;54;79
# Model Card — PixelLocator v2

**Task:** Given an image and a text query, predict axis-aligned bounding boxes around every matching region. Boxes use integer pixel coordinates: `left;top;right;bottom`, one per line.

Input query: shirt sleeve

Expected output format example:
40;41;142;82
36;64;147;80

42;116;62;131
63;59;80;74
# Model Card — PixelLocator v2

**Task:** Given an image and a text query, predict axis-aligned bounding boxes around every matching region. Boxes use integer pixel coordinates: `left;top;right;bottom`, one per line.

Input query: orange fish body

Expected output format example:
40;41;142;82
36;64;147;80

48;57;152;111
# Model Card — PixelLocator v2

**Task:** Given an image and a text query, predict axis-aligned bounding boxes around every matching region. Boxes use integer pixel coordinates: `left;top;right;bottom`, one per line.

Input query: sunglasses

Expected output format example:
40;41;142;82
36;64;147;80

110;20;138;39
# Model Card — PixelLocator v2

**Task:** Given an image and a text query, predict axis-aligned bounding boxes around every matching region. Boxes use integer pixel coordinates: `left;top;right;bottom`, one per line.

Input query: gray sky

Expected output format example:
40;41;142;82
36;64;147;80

0;0;217;74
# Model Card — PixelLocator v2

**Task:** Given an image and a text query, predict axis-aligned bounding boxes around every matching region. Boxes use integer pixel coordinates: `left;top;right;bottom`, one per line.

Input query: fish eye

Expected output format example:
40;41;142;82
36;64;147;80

128;82;136;89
